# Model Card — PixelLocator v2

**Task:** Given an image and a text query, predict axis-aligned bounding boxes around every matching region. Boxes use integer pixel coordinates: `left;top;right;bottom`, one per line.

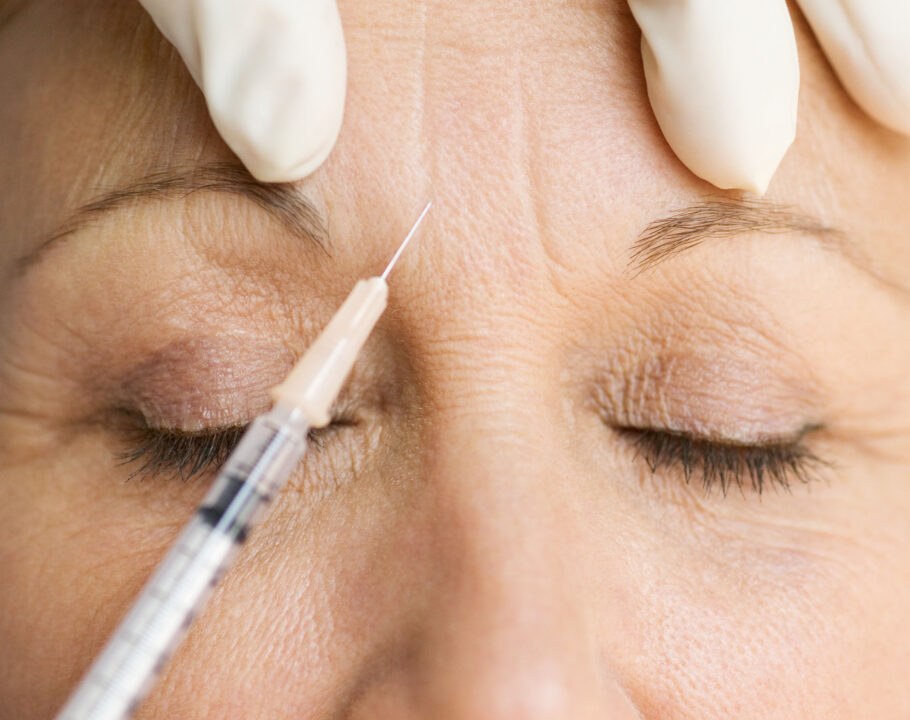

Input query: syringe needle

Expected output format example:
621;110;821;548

381;201;433;280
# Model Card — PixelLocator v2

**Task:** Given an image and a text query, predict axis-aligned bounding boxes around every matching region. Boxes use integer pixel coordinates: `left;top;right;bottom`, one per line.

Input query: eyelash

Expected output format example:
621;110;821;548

117;417;824;496
117;420;346;482
620;426;825;496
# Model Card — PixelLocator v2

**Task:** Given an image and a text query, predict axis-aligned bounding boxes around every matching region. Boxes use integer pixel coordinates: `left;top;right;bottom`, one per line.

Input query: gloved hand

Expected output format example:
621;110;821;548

138;0;347;183
627;0;910;195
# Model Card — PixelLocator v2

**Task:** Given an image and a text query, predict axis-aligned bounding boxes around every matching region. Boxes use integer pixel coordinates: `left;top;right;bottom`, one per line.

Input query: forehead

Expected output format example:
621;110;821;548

2;0;910;291
324;0;692;279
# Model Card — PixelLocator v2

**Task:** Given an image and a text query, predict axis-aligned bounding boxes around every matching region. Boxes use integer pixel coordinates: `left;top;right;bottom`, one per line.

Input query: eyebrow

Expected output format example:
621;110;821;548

627;197;910;296
16;161;328;273
629;198;842;273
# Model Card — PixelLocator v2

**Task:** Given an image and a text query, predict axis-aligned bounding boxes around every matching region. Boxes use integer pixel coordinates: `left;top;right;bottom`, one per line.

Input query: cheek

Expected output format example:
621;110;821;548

131;470;418;718
624;547;836;717
6;404;909;720
0;429;207;718
601;480;910;719
628;555;909;719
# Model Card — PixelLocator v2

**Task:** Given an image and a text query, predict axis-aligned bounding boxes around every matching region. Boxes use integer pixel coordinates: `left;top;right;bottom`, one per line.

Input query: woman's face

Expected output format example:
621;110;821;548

2;1;910;718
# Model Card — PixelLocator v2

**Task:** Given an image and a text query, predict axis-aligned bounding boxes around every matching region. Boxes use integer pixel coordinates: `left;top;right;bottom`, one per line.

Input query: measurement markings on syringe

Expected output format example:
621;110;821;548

196;424;292;541
196;474;270;543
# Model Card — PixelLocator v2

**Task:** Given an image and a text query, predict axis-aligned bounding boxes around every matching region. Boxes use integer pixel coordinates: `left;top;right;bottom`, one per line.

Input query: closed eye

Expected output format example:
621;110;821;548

116;414;356;482
618;425;827;496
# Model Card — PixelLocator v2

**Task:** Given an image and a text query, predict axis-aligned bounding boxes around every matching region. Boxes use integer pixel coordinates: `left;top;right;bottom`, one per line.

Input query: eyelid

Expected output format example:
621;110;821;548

114;408;358;482
117;423;246;482
587;352;823;445
624;422;824;448
618;425;827;496
112;337;289;432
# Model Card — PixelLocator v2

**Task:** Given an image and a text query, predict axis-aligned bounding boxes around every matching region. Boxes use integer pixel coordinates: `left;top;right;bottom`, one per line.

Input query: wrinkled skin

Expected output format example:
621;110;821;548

1;1;910;718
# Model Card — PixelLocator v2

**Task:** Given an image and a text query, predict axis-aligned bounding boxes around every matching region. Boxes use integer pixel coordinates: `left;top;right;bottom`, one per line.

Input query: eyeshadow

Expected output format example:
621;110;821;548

110;336;295;430
590;351;822;443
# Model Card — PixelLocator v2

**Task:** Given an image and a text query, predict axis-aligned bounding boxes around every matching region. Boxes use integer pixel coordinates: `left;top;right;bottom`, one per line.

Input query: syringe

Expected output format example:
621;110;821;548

54;202;432;720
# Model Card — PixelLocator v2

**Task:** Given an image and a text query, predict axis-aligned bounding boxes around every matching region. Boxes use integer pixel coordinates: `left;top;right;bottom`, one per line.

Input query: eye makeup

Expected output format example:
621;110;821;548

591;351;822;441
588;350;828;496
116;412;356;482
111;336;295;431
105;335;391;484
116;414;246;482
99;337;296;482
96;313;408;486
618;425;826;496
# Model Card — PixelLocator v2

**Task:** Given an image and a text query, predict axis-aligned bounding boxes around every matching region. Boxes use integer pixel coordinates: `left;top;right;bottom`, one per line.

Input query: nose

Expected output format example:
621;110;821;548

345;380;643;720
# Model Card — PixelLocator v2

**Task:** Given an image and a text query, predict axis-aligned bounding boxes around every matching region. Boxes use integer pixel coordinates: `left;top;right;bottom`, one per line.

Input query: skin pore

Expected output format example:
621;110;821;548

1;0;910;718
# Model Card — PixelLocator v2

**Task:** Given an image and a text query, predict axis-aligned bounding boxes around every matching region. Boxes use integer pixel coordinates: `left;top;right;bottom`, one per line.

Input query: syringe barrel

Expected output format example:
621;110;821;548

54;403;309;720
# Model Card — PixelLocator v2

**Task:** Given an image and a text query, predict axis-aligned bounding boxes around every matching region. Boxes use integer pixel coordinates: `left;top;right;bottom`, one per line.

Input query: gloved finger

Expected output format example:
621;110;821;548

627;0;800;195
138;0;203;85
795;0;910;136
139;0;347;183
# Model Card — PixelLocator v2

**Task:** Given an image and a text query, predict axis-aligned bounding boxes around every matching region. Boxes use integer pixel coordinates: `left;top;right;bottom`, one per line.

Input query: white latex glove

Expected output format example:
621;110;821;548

627;0;910;195
139;0;347;183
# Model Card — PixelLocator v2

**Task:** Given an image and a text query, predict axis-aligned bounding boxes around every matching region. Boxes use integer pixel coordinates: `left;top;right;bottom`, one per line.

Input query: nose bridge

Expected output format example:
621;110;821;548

427;381;570;609
418;323;578;614
397;348;616;719
422;343;570;580
417;411;593;718
340;315;647;718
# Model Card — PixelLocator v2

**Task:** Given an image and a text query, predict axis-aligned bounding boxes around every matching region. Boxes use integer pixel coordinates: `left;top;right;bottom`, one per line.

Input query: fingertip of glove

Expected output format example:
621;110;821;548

796;0;910;137
632;0;799;195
